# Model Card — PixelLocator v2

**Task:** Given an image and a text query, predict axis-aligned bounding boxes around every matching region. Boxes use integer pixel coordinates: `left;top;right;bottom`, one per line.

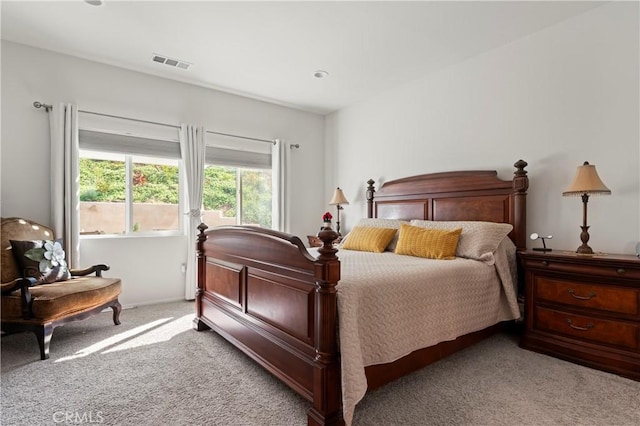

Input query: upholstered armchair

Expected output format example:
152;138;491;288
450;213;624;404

1;217;122;360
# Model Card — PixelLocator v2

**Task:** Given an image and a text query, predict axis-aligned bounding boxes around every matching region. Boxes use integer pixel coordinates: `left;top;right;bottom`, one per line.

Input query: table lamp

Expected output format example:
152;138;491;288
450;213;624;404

328;187;349;235
562;161;611;254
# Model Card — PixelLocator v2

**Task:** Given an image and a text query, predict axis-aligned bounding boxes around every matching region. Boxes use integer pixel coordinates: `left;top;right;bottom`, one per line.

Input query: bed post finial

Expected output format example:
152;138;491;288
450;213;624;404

366;179;376;218
197;222;208;237
196;223;209;260
514;159;528;178
513;159;528;194
316;226;340;261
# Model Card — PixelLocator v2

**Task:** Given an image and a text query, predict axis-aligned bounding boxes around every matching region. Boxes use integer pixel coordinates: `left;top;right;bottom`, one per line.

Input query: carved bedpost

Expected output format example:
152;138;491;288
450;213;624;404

513;160;529;251
366;179;376;219
309;226;343;425
193;222;211;331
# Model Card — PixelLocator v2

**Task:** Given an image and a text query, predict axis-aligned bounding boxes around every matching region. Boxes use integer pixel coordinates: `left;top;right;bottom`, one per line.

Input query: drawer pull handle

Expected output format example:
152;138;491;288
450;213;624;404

566;319;594;331
567;289;596;300
617;268;625;275
541;261;549;266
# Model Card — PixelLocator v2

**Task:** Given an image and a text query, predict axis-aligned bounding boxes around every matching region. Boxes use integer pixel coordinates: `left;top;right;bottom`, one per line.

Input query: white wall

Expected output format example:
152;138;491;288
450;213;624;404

3;2;638;309
326;2;639;255
1;41;326;307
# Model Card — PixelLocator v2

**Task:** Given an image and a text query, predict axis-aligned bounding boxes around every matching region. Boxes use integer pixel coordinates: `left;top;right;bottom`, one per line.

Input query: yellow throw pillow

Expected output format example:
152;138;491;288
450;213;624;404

341;226;397;253
395;223;462;260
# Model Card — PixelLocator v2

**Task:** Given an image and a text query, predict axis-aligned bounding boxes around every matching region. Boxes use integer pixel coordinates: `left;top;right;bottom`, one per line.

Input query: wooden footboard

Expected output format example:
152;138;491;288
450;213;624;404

193;224;343;425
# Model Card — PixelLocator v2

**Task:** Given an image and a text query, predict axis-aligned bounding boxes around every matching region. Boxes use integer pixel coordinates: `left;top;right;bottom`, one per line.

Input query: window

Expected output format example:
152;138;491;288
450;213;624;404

202;165;272;228
77;121;183;236
203;133;275;229
76;113;280;235
79;150;181;235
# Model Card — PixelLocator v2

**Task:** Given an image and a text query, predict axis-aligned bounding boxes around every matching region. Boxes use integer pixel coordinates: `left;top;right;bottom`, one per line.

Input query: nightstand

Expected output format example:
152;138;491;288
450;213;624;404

519;250;640;381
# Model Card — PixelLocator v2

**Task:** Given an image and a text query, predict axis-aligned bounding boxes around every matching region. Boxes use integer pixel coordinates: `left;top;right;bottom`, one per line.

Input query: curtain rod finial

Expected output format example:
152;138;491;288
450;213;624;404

33;101;53;112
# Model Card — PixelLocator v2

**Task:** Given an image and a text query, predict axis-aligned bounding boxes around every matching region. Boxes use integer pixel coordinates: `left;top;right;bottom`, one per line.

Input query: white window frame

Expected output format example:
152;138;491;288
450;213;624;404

78;147;184;239
204;132;277;229
203;164;275;229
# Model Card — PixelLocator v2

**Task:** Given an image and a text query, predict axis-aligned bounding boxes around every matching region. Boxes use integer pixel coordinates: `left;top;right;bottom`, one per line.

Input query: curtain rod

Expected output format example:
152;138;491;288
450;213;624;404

33;101;281;146
206;130;274;145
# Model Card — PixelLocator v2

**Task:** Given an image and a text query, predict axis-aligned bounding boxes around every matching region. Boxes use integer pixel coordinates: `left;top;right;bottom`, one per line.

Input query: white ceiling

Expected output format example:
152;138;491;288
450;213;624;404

1;1;603;115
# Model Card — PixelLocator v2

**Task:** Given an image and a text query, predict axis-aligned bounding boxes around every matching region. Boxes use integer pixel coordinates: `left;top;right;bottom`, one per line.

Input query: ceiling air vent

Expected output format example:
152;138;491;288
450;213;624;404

152;54;191;70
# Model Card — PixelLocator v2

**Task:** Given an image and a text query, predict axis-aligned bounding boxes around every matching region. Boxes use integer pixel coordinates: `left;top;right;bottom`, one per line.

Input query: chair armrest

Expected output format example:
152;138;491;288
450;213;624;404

1;277;37;295
70;264;110;277
1;277;38;319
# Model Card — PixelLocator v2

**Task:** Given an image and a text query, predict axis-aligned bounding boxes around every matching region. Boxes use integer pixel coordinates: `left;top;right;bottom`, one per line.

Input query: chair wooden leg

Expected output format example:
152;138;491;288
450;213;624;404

112;300;122;325
34;323;54;360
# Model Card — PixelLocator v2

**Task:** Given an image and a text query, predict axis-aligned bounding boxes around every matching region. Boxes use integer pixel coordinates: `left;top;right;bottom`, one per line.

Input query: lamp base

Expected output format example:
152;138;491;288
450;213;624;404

576;245;594;255
576;225;593;254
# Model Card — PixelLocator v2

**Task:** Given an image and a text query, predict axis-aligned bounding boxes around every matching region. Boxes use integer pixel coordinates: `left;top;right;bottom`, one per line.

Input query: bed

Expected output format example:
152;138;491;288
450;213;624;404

194;160;529;425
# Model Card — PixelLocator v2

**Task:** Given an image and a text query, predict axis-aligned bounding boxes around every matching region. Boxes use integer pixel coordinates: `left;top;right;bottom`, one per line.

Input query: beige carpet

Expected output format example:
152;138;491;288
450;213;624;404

2;301;639;426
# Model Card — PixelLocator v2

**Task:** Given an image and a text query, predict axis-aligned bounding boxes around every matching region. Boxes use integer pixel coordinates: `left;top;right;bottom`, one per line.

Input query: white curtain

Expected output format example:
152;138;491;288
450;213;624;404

49;103;80;268
271;139;288;232
180;124;206;300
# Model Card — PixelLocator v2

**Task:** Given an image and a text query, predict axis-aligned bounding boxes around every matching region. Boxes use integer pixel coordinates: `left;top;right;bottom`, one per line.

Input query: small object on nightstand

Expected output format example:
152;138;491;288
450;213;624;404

307;235;322;247
321;212;333;231
636;242;640;258
530;232;552;252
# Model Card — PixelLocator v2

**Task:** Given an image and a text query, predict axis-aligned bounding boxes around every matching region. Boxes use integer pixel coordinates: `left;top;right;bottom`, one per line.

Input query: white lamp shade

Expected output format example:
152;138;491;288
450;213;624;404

329;187;349;205
562;162;611;196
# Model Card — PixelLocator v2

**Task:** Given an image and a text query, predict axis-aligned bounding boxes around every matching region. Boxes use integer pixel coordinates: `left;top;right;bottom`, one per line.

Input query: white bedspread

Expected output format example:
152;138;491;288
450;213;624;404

312;240;520;425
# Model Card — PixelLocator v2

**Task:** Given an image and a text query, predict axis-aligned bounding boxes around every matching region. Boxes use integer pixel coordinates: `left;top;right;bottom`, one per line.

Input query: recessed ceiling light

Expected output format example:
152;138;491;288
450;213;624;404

314;70;329;79
84;0;103;5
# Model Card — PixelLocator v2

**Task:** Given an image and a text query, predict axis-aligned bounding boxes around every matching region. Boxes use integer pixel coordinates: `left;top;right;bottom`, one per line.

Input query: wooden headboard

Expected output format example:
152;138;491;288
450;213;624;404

366;160;529;250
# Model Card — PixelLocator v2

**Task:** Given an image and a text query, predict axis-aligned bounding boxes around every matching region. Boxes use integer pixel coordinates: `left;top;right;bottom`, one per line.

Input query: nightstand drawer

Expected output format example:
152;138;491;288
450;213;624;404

535;277;639;316
524;257;640;281
536;307;639;351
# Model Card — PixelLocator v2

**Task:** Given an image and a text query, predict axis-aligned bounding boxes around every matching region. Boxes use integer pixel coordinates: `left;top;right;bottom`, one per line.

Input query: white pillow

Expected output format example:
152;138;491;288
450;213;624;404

409;220;513;264
341;218;407;251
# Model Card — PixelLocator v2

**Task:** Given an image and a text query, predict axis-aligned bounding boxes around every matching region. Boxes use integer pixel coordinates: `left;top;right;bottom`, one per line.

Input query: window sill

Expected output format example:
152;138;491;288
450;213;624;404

80;231;184;239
